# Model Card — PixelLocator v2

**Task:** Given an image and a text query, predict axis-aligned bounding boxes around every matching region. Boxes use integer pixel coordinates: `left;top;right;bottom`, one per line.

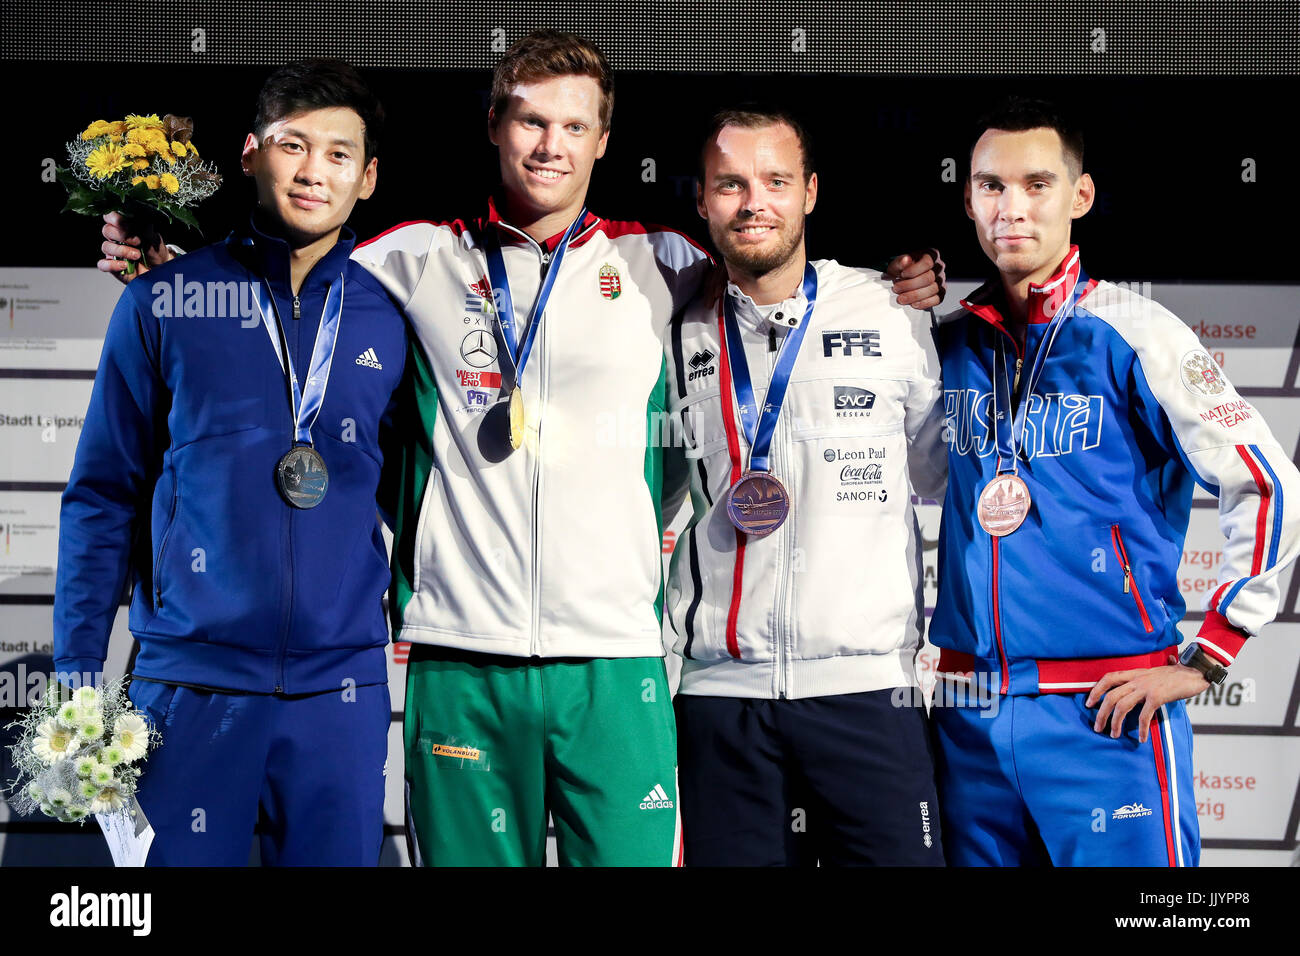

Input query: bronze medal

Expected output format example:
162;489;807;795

977;473;1030;537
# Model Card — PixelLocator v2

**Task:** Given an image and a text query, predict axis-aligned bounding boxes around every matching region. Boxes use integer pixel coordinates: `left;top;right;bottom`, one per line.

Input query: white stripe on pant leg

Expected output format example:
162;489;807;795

1159;705;1185;868
403;778;425;868
672;765;683;867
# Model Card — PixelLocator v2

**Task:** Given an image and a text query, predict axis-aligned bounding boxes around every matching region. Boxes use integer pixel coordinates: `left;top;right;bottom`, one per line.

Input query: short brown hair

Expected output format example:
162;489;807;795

489;30;615;130
699;106;815;184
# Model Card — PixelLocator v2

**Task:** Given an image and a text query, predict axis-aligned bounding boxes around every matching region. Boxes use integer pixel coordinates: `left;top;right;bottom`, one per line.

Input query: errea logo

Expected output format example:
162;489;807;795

688;349;716;382
640;784;674;810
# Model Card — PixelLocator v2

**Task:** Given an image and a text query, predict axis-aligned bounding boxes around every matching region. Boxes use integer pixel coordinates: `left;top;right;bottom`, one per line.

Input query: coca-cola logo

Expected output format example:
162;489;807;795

840;462;883;484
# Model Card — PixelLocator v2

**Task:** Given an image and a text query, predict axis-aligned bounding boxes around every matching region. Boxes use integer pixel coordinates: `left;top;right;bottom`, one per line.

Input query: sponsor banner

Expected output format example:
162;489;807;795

1188;732;1300;842
0;604;134;687
0;492;62;594
917;499;942;612
1239;396;1300;462
0;268;121;364
1202;848;1296;867
1177;619;1298;728
0;378;93;483
1150;284;1296;387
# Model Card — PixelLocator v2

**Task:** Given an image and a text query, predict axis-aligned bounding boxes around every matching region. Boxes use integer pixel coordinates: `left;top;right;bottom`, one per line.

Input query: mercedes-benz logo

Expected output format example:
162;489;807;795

460;330;498;368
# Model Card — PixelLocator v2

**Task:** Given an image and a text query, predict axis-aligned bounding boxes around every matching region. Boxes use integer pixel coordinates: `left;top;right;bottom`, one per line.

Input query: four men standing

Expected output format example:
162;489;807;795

65;38;1295;867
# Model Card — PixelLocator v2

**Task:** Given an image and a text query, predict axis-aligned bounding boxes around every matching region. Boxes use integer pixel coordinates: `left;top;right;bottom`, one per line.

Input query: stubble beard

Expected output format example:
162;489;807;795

712;215;805;279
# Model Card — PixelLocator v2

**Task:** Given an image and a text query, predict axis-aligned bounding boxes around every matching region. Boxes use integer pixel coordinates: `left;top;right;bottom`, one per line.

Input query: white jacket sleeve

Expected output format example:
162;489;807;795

904;307;948;501
351;222;443;310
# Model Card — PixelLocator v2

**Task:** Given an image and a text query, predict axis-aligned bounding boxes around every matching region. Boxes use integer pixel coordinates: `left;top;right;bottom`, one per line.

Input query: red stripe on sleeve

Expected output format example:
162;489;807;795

1195;610;1249;664
1234;445;1272;576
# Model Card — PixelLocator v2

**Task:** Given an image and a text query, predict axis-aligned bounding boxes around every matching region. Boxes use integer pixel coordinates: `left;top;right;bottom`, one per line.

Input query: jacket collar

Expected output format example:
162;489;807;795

723;276;811;335
480;193;602;253
960;245;1086;337
227;208;356;294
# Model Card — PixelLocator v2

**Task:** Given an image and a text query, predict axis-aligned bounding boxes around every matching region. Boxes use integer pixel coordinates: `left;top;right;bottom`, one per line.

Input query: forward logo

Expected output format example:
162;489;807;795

356;348;383;370
640;784;674;810
1112;802;1153;820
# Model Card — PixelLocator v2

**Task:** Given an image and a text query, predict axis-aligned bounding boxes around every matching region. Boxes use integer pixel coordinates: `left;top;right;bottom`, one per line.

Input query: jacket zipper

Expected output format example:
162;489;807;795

990;536;1010;695
274;289;303;691
769;341;791;699
969;311;1026;696
989;321;1023;695
529;247;548;656
490;220;590;656
1111;525;1154;632
153;490;179;607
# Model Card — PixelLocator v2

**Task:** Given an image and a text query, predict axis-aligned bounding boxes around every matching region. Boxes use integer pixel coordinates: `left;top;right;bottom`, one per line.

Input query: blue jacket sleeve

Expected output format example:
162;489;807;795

53;285;166;684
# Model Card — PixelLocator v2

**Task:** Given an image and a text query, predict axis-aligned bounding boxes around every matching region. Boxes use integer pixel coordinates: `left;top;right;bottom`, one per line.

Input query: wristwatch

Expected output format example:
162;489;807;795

1179;642;1229;686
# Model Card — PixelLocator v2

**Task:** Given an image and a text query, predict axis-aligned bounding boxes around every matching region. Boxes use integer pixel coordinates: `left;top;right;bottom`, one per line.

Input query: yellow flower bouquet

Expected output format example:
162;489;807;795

58;113;222;274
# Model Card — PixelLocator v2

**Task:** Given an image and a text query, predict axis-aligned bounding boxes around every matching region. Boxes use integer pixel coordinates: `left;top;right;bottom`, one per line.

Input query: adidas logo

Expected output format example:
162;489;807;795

355;347;383;369
639;784;674;810
687;349;716;382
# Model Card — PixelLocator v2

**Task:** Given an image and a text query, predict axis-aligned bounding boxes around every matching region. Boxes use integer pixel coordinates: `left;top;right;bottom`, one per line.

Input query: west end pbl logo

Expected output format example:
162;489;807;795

688;349;716;382
834;385;875;417
823;329;881;357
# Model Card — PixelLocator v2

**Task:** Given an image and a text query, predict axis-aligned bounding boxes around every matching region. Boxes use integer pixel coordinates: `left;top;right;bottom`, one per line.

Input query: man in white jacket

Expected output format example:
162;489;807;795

665;106;948;865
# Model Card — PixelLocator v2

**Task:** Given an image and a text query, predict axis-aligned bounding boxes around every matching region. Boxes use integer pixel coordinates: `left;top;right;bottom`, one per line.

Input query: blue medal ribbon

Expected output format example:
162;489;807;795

483;207;589;383
251;275;345;445
991;268;1090;474
722;262;819;473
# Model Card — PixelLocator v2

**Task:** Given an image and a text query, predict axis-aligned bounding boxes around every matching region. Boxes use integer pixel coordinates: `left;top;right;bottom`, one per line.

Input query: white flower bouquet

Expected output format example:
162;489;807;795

5;678;159;823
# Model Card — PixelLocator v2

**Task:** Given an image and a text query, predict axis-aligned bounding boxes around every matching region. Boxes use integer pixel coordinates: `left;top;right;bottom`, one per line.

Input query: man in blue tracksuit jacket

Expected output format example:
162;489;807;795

54;61;408;865
930;97;1300;866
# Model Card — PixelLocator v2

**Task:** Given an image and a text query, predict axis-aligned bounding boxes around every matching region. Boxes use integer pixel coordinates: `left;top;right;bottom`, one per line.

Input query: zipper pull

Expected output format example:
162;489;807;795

768;327;778;352
154;587;162;607
1123;570;1131;594
1013;356;1023;393
292;295;301;320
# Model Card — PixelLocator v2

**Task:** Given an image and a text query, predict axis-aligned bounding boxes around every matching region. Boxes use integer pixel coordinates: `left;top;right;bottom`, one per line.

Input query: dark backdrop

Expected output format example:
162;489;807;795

8;64;1295;284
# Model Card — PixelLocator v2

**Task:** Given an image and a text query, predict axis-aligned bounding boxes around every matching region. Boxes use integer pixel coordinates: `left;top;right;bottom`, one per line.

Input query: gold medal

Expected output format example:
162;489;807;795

509;389;525;450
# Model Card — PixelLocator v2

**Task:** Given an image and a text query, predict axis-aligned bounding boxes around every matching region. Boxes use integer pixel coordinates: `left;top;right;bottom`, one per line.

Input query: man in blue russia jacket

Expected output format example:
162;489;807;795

930;97;1300;866
53;60;408;865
